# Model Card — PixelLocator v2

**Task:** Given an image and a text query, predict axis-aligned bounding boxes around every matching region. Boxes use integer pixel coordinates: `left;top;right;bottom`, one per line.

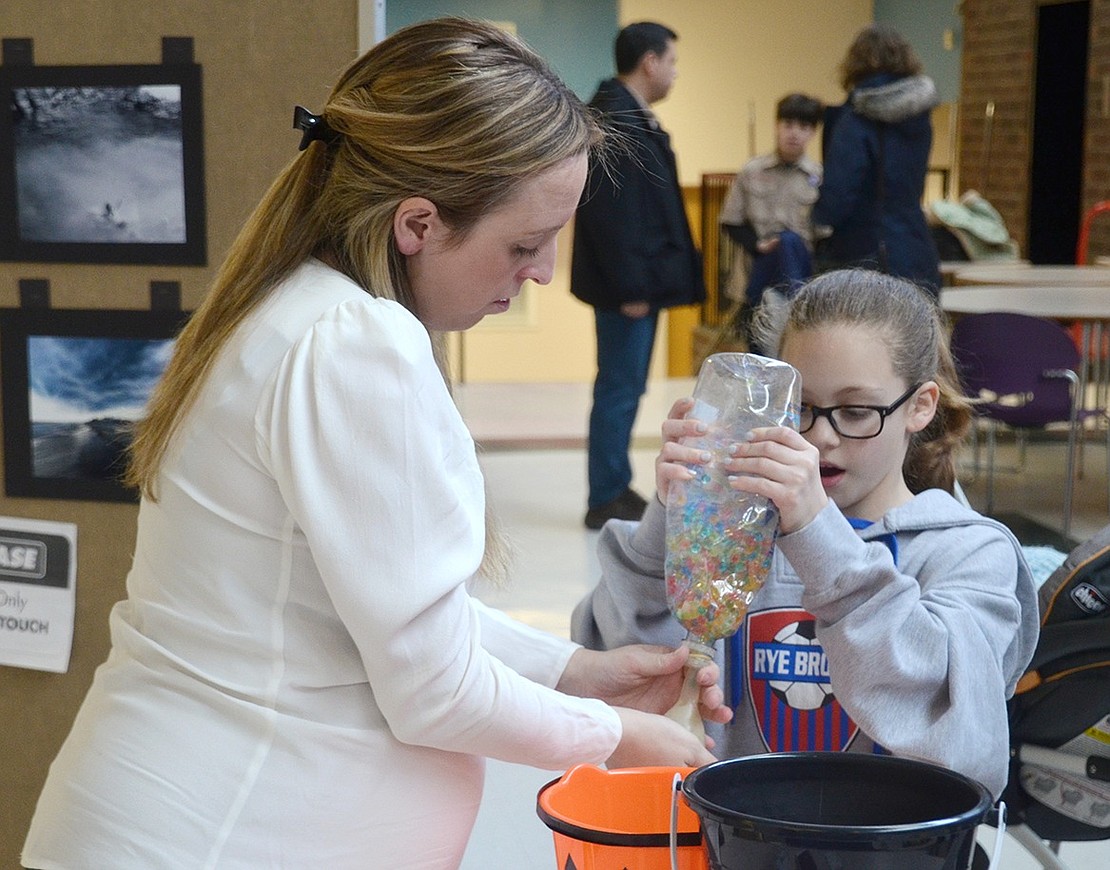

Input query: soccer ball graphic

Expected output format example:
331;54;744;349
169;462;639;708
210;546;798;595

768;620;834;710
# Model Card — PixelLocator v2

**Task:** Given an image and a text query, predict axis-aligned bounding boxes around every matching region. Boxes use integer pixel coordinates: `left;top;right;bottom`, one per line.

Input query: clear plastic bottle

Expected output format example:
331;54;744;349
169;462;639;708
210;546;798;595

664;353;800;738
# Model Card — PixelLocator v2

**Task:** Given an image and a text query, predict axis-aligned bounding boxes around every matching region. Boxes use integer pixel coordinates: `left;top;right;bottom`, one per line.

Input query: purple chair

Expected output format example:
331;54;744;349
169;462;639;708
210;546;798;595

950;311;1109;537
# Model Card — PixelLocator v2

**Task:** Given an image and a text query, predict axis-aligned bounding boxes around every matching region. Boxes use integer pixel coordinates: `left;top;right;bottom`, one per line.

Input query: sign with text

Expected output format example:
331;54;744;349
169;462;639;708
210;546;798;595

0;516;76;672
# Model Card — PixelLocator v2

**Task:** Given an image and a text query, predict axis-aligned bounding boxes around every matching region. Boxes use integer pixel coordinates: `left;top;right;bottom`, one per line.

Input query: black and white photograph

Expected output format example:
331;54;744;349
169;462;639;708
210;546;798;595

1;308;188;501
15;83;186;243
0;64;206;265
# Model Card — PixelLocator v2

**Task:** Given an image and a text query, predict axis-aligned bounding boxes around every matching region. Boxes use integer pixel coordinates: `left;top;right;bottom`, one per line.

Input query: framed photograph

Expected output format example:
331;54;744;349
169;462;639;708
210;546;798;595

0;307;189;502
0;62;206;265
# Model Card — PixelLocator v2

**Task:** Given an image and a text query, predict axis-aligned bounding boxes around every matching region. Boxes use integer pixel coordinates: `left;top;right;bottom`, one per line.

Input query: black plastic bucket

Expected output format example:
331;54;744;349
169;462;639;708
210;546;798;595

681;752;994;870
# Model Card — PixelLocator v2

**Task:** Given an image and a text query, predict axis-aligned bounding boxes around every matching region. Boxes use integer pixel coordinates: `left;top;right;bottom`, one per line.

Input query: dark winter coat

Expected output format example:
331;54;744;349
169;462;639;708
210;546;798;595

570;78;705;311
812;73;942;293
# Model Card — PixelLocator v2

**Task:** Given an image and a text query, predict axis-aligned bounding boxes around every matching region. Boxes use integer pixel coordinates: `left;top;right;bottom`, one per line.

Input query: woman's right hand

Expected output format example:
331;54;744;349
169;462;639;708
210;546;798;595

607;707;717;770
655;398;711;505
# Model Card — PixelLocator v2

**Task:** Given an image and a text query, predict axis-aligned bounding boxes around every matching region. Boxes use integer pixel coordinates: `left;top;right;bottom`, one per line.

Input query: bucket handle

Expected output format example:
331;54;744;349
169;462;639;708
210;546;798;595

984;801;1007;870
670;772;682;870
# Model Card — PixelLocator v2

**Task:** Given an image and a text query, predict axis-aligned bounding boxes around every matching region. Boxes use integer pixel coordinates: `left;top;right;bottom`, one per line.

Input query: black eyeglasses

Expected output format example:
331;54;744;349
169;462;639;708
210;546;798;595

799;383;922;440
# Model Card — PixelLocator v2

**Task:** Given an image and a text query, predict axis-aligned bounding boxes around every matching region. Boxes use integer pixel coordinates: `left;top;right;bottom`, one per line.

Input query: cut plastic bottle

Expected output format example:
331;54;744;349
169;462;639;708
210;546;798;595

664;352;801;739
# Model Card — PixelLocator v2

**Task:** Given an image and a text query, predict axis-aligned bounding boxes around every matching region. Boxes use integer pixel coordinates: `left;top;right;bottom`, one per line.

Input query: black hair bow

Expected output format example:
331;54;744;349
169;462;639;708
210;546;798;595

293;105;340;151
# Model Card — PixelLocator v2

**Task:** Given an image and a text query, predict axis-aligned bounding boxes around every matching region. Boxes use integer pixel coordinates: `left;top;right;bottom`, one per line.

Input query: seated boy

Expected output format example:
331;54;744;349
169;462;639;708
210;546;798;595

720;93;823;349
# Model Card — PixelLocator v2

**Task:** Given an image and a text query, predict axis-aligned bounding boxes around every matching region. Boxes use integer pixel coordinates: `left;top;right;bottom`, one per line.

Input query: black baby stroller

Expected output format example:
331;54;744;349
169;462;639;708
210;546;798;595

999;526;1110;868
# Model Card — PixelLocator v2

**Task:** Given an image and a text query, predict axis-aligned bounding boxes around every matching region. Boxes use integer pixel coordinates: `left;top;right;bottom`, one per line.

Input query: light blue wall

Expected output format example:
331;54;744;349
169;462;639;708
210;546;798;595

386;0;618;101
873;0;962;102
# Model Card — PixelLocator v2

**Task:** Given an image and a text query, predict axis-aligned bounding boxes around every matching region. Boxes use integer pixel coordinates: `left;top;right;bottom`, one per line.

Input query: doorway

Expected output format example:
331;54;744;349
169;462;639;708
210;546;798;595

1028;1;1090;264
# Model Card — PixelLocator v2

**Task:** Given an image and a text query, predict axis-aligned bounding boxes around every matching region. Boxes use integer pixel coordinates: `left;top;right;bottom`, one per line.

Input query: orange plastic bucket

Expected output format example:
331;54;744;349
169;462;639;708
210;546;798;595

536;764;709;870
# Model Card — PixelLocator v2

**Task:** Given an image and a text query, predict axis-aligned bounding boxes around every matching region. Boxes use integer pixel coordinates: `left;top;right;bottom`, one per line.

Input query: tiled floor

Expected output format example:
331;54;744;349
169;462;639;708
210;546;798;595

455;379;1109;870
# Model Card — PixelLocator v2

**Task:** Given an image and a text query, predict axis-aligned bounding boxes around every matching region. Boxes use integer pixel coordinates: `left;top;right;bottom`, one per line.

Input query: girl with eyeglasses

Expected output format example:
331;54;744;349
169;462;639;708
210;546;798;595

572;268;1039;800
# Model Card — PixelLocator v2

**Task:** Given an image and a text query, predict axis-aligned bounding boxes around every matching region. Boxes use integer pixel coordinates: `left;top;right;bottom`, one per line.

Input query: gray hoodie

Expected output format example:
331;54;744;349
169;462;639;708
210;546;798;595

571;489;1039;798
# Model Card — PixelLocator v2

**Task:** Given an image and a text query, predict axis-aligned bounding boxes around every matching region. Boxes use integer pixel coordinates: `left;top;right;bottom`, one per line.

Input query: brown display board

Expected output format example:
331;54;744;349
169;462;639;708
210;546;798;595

0;3;356;864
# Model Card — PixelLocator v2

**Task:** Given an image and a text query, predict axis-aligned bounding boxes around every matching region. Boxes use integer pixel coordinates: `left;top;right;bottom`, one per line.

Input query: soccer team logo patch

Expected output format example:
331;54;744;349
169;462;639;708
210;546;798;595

746;607;859;752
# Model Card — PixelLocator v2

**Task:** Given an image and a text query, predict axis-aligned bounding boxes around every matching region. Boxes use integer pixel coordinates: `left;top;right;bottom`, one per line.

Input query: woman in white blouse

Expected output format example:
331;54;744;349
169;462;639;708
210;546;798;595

22;18;728;870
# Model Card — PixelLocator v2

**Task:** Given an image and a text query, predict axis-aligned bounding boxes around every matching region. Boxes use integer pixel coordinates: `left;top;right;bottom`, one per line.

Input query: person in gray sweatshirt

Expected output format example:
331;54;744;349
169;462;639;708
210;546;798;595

572;269;1039;798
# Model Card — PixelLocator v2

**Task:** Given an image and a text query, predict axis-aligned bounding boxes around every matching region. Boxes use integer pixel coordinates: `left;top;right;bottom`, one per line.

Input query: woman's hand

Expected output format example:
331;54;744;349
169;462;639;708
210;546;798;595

608;707;718;770
725;426;827;533
655;398;711;505
558;644;731;727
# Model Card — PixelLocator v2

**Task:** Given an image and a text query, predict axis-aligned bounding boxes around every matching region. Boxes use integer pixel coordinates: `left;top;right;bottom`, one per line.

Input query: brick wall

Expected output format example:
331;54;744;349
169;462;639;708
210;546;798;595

1085;1;1110;259
959;0;1110;261
959;1;1037;255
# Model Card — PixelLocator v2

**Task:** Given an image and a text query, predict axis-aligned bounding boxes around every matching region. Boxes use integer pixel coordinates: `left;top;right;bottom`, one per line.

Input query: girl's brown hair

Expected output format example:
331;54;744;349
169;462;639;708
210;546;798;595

754;268;972;495
839;23;923;91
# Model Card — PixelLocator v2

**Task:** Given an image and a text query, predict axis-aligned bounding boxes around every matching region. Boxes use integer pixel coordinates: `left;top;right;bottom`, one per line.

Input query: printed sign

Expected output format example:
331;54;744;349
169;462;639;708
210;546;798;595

0;515;76;672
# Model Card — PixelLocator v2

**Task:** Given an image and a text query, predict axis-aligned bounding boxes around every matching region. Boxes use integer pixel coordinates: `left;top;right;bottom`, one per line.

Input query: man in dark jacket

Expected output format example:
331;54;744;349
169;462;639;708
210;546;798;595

572;21;705;530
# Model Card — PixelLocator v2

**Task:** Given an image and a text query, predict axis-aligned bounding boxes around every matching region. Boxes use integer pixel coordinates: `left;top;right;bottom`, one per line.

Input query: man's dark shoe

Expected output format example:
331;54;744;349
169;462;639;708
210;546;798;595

584;488;648;530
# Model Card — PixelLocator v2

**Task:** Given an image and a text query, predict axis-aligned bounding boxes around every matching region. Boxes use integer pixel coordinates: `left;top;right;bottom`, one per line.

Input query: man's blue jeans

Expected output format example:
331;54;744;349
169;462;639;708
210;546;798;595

587;308;658;509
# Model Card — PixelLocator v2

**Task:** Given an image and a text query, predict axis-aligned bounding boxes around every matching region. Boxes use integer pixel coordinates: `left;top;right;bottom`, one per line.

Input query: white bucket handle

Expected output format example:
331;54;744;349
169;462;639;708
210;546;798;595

670;772;682;870
986;801;1007;870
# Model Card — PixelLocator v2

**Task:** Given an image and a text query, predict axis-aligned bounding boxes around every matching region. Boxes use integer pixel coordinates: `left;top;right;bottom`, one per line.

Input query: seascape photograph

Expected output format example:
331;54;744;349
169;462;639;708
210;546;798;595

27;334;174;481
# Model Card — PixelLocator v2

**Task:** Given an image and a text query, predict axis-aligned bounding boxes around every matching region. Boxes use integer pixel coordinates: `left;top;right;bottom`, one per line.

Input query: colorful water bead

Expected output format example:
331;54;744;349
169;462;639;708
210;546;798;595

664;352;800;647
666;481;777;645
